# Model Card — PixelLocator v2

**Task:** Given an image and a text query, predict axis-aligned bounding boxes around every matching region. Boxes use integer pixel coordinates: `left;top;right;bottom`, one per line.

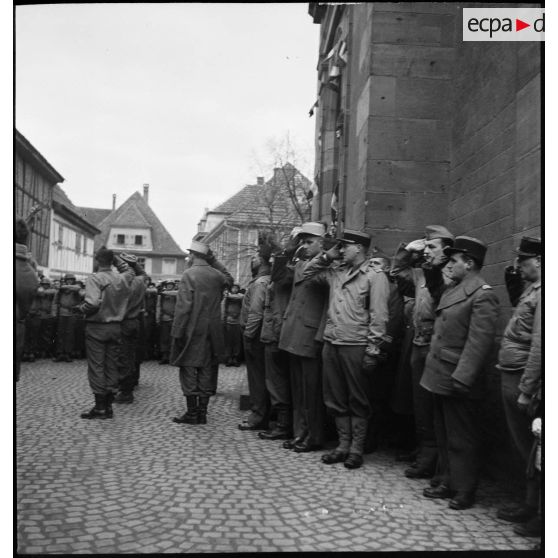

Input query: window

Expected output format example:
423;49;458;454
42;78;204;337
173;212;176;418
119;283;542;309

116;234;125;245
58;224;63;244
75;233;82;253
135;235;143;246
162;258;177;275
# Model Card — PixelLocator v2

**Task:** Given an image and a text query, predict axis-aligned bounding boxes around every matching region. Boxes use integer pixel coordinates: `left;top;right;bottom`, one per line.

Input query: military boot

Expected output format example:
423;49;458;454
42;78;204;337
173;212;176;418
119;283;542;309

172;396;199;424
81;394;112;420
259;408;291;440
197;396;210;424
322;416;351;464
345;416;368;469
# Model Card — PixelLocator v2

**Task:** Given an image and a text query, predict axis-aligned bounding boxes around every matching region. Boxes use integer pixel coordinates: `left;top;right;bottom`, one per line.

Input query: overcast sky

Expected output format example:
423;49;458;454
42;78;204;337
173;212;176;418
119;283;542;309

15;3;320;250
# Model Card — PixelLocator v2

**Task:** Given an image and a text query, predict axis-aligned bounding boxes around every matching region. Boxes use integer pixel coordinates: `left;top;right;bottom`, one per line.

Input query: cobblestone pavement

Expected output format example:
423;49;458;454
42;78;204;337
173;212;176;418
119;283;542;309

16;359;538;554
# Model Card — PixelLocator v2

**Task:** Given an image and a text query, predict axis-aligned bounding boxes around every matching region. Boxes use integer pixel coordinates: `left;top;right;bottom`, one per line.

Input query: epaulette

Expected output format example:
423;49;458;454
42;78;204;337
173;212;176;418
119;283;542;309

481;284;492;290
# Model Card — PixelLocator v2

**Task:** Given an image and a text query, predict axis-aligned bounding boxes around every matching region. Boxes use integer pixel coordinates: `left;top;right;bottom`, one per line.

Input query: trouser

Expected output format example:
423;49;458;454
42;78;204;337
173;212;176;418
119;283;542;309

118;318;140;393
209;364;219;395
143;315;157;359
225;323;242;360
39;317;56;357
243;336;269;425
432;393;482;494
179;366;215;397
24;315;41;355
322;342;370;456
289;353;326;445
85;322;122;395
73;317;86;357
56;315;77;356
501;371;540;508
410;344;438;471
264;344;291;424
159;321;172;358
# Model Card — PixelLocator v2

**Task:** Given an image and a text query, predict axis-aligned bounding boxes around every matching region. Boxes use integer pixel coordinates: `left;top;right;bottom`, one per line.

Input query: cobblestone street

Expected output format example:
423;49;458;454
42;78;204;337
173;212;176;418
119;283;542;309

16;359;537;554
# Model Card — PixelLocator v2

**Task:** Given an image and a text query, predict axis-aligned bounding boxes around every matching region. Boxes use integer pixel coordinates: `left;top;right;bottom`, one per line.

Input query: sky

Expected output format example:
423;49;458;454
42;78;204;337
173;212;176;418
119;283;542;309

15;3;320;250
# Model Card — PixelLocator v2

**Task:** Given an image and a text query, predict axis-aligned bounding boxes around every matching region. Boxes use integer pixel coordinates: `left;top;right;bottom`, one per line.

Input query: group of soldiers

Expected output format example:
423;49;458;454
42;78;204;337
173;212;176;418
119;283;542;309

15;217;541;540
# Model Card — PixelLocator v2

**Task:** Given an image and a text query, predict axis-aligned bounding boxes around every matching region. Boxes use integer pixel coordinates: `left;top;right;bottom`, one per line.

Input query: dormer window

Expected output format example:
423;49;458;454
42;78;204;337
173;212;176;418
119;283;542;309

117;234;125;244
135;235;143;246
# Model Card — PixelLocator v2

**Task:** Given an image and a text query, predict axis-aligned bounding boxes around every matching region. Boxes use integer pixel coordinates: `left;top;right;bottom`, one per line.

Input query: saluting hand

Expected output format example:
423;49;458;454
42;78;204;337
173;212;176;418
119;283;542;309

405;238;426;253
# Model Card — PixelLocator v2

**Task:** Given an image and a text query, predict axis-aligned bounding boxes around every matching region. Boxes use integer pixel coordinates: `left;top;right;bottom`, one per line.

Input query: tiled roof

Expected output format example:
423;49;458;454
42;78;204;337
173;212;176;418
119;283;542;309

94;191;186;256
52;185;100;235
76;207;112;227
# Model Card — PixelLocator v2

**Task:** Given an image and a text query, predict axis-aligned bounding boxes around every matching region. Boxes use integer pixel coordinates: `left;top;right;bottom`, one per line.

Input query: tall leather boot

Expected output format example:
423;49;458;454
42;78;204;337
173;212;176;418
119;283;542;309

172;396;199;424
258;408;291;440
197;396;210;424
322;416;352;464
345;417;367;469
81;394;112;420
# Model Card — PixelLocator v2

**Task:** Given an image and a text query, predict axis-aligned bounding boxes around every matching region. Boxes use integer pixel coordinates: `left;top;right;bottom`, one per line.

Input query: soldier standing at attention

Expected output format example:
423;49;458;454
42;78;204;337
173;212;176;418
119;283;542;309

78;247;135;419
390;225;455;481
303;229;390;469
115;253;147;404
52;273;82;362
157;280;178;364
170;240;232;425
421;236;500;510
495;236;542;537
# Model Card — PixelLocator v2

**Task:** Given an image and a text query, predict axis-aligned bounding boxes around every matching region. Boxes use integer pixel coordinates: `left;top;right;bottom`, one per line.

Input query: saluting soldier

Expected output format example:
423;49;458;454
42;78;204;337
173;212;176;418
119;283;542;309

421;236;500;510
495;236;542;537
52;273;82;362
391;225;455;481
157;280;178;364
303;229;390;469
170;240;232;425
278;222;329;452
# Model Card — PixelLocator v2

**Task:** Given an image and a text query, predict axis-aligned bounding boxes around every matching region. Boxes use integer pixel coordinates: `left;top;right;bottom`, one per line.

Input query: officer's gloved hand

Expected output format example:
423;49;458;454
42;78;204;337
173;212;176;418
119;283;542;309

324;242;342;261
362;354;379;373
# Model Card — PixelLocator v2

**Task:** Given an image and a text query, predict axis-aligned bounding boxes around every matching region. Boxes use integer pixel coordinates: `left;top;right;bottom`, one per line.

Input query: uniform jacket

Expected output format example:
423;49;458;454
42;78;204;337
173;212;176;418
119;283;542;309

497;280;541;397
278;258;328;358
157;289;178;322
144;287;158;317
421;273;500;398
15;243;39;324
80;262;135;322
169;259;231;367
391;246;453;347
30;287;57;319
124;274;147;320
223;293;244;325
53;284;83;317
240;267;271;340
303;254;390;355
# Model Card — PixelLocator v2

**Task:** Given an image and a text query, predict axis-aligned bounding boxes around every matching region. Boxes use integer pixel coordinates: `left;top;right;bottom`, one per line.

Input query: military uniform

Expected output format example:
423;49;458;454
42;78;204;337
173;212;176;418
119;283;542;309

223;290;244;366
37;282;57;358
157;282;178;364
421;237;500;508
73;283;87;358
52;276;82;362
23;289;42;361
143;284;159;360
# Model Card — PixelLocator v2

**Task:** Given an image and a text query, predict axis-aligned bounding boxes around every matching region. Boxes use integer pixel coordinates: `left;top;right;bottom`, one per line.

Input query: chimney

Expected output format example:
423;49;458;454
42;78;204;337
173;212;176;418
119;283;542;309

143;183;149;205
112;194;116;211
256;177;264;186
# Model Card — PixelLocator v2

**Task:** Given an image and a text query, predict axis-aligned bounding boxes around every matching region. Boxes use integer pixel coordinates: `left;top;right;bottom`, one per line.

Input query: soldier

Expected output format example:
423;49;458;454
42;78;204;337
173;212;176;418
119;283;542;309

15;218;39;381
52;273;82;362
143;279;159;360
495;236;542;537
390;225;455;480
258;246;295;441
36;278;57;358
78;247;135;419
421;236;500;510
157;280;178;364
223;284;244;367
278;222;329;452
73;280;87;359
238;245;274;431
170;240;232;425
303;229;390;469
115;253;147;404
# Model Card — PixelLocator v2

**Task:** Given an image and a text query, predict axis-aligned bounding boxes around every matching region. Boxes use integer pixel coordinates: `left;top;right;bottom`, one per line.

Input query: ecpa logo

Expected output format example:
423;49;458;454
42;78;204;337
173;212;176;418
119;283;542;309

463;8;544;41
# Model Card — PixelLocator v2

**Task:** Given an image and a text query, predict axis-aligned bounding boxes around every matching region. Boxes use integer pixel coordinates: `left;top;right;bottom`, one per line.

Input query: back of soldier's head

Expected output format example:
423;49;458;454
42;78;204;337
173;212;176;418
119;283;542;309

95;246;114;267
15;218;29;245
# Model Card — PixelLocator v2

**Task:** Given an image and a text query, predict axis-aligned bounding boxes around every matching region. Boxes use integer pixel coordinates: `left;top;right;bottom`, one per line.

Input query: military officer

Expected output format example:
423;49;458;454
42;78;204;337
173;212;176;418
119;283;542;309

157;280;178;364
52;273;83;362
278;222;329;452
421;236;500;510
495;236;541;537
238;244;274;430
303;229;390;469
391;225;455;480
170;240;232;425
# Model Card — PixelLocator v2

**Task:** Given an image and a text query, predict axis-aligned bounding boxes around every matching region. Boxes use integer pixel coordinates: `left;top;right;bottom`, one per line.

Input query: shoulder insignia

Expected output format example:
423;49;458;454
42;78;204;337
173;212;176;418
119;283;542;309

481;284;492;290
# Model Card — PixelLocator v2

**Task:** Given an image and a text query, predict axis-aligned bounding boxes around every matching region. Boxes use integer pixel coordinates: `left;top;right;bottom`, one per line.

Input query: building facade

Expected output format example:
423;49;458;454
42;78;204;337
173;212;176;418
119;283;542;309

15;130;64;268
196;164;312;287
309;2;541;475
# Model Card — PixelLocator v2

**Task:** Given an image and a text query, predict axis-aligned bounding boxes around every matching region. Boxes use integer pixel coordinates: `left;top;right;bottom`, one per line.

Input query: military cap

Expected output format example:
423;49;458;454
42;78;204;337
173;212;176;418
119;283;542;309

513;236;541;258
119;252;138;264
425;225;454;243
40;277;51;285
297;221;327;238
63;273;76;281
444;236;488;266
189;239;209;255
339;229;371;248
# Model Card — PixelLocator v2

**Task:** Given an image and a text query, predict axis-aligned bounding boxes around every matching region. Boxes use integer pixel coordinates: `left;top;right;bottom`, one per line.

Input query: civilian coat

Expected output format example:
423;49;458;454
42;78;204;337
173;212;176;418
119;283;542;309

170;260;231;368
421;273;500;399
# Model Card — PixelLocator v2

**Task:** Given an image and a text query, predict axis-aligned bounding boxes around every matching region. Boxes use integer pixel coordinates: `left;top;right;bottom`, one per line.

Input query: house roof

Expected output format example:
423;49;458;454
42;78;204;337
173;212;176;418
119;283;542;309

15;129;64;185
52;185;100;236
94;191;186;256
76;207;112;227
